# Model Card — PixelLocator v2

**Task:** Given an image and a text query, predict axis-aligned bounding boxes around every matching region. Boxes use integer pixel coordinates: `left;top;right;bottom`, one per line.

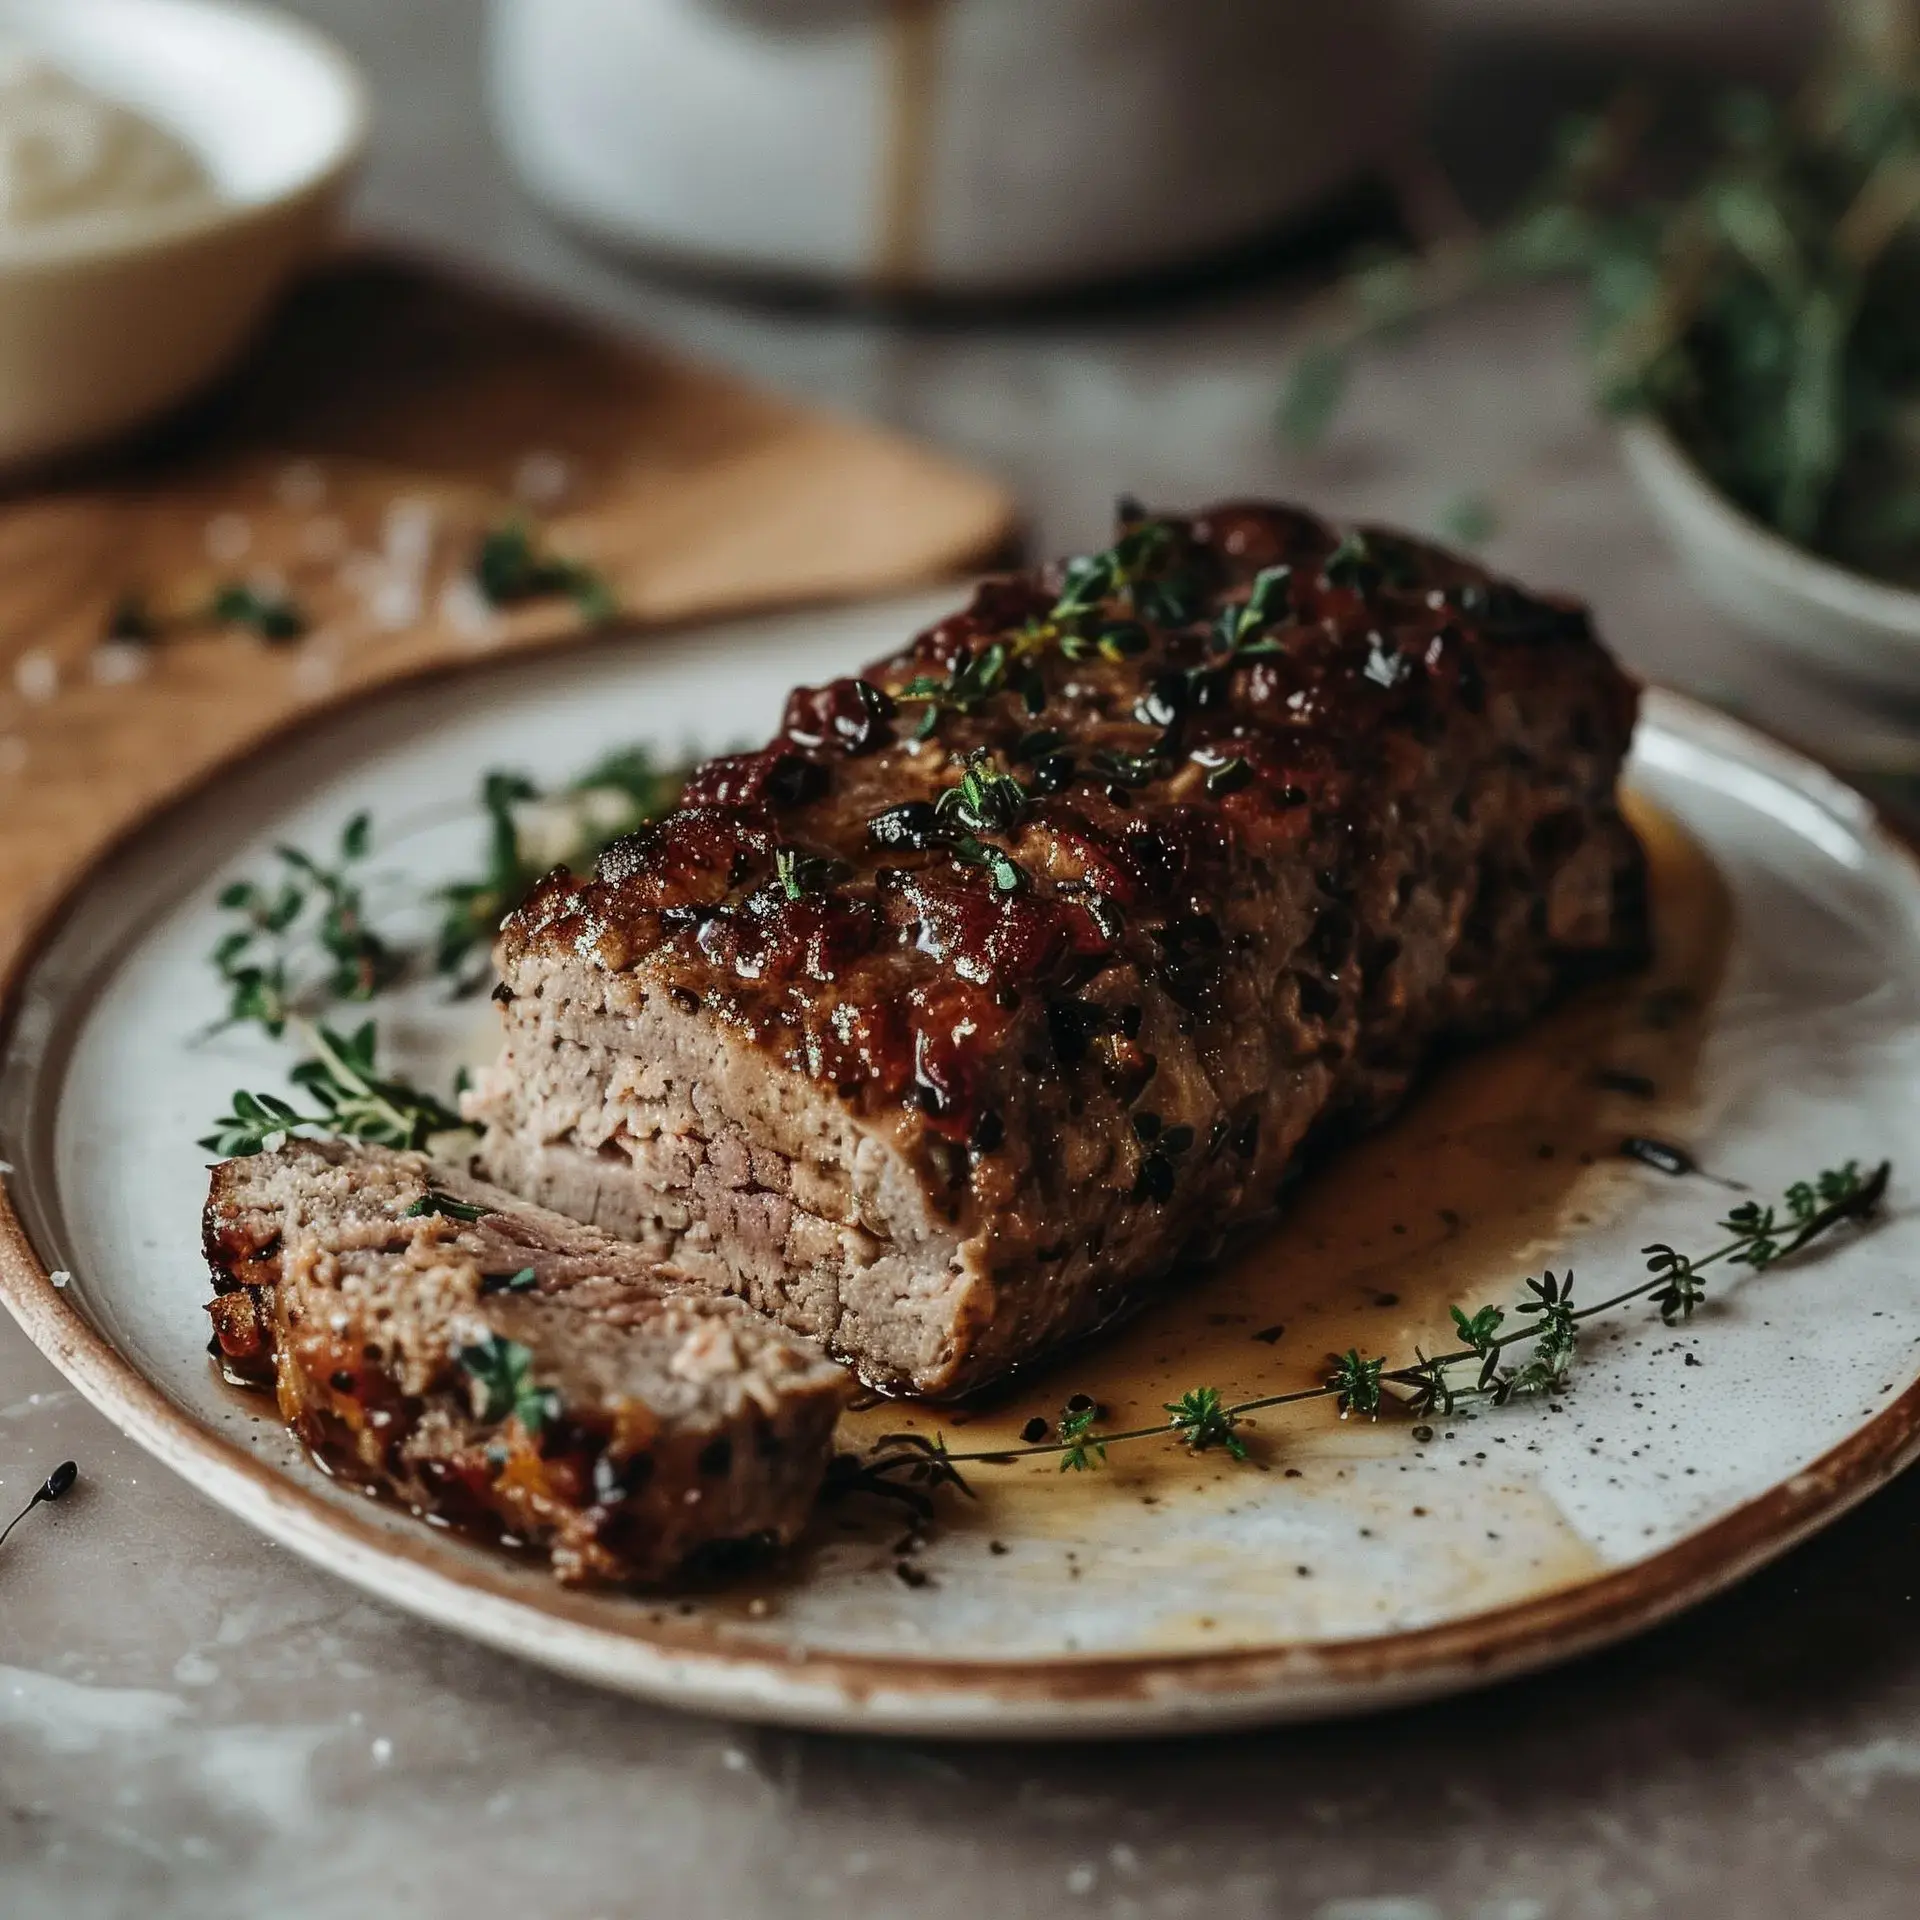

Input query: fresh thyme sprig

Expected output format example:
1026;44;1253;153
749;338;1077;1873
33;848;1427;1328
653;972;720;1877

929;750;1030;893
1051;513;1197;627
200;1018;463;1157
895;641;1031;742
894;510;1191;741
434;747;689;989
823;1432;976;1520
1209;563;1294;662
850;1159;1890;1497
211;813;401;1037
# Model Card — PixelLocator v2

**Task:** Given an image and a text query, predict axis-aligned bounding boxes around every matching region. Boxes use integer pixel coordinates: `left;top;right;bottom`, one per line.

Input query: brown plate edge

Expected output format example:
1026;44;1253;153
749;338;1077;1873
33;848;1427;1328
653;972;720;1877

0;682;1916;1739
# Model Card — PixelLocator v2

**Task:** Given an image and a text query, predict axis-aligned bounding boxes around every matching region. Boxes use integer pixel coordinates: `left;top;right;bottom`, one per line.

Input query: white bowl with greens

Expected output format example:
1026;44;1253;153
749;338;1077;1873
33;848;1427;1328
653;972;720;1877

1283;4;1920;692
1621;416;1920;694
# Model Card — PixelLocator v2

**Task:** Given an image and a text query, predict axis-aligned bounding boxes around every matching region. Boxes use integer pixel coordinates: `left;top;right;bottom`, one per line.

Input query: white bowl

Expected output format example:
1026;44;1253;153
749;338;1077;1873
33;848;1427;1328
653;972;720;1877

0;0;366;470
487;0;1411;296
1620;414;1920;695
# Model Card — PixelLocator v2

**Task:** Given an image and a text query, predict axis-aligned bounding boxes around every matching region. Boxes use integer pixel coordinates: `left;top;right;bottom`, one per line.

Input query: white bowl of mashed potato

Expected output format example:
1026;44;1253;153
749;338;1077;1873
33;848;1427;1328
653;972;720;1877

0;0;365;469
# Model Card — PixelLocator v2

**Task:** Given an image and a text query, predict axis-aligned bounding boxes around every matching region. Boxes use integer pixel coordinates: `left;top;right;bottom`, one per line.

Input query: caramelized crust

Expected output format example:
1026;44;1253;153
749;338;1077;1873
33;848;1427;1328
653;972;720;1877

475;503;1647;1394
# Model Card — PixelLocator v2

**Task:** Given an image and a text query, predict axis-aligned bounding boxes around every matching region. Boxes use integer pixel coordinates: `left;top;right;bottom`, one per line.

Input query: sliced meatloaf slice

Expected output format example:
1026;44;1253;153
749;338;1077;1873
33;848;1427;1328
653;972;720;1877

468;500;1648;1398
205;1139;849;1586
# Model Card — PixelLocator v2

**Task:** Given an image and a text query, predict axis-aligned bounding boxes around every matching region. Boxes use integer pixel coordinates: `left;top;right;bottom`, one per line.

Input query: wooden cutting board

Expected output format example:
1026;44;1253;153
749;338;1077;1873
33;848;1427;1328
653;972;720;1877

0;252;1016;970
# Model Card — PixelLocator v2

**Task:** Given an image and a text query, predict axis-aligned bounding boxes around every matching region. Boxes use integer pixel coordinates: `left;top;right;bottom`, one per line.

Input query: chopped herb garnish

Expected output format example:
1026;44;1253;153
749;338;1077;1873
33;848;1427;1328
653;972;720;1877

936;749;1028;837
895;642;1012;740
1056;1400;1108;1473
480;1267;538;1295
472;520;617;624
773;847;848;899
1322;533;1374;589
455;1333;559;1437
210;813;401;1038
1209;564;1294;662
209;581;307;643
405;1189;489;1223
952;837;1025;894
200;1019;463;1156
930;750;1030;892
435;747;688;989
1205;756;1254;796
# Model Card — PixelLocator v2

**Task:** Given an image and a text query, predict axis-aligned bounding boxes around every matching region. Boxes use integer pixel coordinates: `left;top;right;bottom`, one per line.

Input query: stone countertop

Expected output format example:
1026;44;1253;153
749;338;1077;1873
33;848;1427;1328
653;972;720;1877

6;3;1920;1915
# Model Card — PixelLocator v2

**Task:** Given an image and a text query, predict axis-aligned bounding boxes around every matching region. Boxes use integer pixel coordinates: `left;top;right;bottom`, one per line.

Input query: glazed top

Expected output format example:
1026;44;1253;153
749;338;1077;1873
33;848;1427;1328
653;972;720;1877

502;501;1638;1142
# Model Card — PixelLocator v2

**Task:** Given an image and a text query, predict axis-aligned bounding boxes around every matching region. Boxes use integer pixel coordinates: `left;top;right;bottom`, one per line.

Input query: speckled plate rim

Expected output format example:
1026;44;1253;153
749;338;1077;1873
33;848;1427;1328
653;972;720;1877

2;683;1918;1739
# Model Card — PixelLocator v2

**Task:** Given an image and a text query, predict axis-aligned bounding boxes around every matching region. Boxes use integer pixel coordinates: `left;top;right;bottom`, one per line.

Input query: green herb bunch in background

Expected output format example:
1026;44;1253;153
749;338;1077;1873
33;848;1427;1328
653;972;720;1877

1285;0;1920;583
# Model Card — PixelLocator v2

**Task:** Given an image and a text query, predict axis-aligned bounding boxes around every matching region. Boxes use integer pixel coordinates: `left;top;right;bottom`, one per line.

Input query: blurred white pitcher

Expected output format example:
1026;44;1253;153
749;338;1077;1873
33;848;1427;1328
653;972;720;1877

488;0;1414;295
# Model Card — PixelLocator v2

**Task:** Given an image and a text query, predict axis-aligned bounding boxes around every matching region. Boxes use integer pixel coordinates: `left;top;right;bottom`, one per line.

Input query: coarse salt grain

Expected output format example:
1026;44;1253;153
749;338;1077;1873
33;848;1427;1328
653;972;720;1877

512;449;572;508
437;573;500;646
204;511;252;565
90;641;149;686
383;497;437;569
13;650;57;702
369;575;422;630
49;1270;69;1289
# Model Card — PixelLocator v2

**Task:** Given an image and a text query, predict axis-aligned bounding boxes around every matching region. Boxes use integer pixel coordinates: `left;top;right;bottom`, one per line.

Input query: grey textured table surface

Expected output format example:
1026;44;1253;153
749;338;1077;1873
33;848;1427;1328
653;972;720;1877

7;4;1920;1916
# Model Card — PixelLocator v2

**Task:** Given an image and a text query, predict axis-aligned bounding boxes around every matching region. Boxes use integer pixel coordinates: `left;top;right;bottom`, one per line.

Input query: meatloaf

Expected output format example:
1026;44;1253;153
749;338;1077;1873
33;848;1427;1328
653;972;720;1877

205;1140;848;1584
468;501;1648;1398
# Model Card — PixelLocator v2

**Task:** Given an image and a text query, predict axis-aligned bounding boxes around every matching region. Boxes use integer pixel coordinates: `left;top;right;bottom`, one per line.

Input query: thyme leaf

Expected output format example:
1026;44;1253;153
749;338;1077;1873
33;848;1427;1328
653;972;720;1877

1165;1386;1248;1460
1057;1400;1108;1472
200;1019;463;1156
405;1189;489;1223
211;813;400;1036
773;847;848;900
472;520;617;625
936;749;1030;838
209;581;307;643
455;1333;559;1437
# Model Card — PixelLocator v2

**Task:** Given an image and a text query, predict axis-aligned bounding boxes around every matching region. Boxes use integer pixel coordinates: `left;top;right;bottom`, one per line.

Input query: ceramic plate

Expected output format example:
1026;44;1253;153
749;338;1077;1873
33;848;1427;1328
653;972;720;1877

4;594;1919;1738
